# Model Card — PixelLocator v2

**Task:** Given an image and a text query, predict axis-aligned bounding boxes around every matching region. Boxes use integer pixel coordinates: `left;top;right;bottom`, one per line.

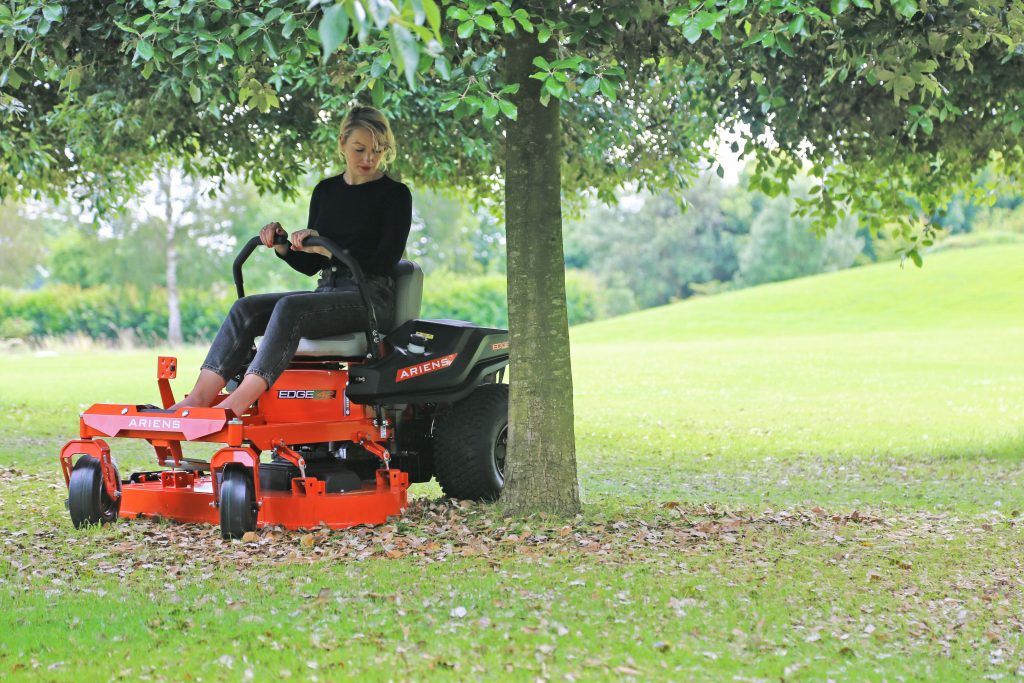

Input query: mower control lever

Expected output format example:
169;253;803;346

231;233;383;360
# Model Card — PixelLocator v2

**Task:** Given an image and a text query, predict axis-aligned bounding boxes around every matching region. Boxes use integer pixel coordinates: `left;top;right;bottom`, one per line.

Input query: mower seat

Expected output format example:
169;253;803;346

292;259;423;359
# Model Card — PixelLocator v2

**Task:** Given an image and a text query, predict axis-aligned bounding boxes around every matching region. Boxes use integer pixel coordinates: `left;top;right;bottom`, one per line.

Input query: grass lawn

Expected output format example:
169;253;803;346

1;244;1023;681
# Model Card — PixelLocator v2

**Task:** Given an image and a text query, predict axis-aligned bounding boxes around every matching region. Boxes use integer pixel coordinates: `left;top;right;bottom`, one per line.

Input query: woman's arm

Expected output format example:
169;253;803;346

277;183;331;276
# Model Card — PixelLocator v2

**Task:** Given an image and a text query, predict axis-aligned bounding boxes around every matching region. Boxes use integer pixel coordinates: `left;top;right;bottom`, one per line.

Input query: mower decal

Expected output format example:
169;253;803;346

491;341;510;351
276;389;337;400
83;413;227;440
395;353;458;383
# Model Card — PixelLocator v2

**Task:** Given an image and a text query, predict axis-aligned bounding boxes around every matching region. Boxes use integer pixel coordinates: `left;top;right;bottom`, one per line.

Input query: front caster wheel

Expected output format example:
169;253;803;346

219;466;257;539
68;455;121;528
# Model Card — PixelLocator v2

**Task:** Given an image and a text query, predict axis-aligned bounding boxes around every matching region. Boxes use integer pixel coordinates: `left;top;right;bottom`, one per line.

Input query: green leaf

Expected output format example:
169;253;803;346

64;67;83;91
434;55;451;79
918;117;933;135
502;17;515;33
532;56;550;70
42;5;62;22
319;4;350;62
513;9;533;32
457;20;474;39
392;24;419;89
262;34;278;60
213;0;232;10
136;40;154;60
683;22;702;43
238;26;261;43
667;9;688;27
371;78;385;107
423;0;441;36
483;98;499;119
598;78;617;101
544;79;565;98
908;249;923;268
788;14;805;35
217;42;234;59
498;99;517;120
370;54;390;78
189;82;201;103
475;15;496;32
830;0;850;15
580;76;600;98
776;33;793;57
538;25;551;43
892;0;918;19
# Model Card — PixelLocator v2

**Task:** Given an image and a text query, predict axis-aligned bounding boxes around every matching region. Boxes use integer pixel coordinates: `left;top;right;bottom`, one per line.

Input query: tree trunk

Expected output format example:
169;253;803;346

161;170;183;346
499;29;581;516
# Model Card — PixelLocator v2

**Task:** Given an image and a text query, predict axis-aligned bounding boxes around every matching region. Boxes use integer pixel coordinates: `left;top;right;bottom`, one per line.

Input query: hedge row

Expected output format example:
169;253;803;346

0;270;609;344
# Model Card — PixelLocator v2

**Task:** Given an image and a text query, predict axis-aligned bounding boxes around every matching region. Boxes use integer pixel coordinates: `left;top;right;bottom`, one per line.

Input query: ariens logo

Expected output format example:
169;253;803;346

127;418;181;430
277;390;337;400
396;353;458;382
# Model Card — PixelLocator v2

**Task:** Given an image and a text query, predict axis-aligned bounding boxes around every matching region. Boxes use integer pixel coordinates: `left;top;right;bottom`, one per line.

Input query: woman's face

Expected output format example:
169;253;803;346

341;126;385;184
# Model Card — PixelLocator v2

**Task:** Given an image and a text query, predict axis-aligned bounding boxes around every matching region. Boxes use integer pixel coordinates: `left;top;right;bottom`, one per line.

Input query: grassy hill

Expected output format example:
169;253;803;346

574;243;1024;342
570;244;1024;509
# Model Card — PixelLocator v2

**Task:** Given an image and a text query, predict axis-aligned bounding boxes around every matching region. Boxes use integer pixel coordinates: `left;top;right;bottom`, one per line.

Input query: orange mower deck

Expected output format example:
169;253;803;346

58;357;409;531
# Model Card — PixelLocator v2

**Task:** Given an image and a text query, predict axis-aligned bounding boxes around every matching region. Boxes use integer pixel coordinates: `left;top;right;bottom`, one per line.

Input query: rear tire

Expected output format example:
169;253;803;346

68;455;121;528
219;467;257;539
434;383;508;501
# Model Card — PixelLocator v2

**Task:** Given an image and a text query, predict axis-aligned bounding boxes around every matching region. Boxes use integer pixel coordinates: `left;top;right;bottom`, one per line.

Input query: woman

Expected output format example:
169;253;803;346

174;106;412;414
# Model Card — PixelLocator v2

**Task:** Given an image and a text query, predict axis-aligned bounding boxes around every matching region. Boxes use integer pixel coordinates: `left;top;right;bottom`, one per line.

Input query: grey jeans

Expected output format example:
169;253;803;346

201;277;393;388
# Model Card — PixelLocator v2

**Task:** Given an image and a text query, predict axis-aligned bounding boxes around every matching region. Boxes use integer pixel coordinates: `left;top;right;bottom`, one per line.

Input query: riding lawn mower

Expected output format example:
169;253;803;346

58;234;510;538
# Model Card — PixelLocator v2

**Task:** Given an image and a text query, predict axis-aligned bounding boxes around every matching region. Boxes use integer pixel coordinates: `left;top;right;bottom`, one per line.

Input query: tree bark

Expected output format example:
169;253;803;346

161;169;183;347
499;29;581;516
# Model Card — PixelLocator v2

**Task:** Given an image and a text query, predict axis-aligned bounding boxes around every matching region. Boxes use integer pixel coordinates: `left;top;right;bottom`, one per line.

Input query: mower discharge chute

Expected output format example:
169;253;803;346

59;235;509;538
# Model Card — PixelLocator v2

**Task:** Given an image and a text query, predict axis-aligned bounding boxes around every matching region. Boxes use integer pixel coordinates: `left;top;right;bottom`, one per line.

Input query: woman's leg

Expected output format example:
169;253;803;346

214;373;269;414
173;292;299;408
221;290;375;413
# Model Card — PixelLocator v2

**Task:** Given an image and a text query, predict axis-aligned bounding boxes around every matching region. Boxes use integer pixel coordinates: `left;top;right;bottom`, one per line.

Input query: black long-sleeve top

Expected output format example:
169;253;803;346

278;173;412;277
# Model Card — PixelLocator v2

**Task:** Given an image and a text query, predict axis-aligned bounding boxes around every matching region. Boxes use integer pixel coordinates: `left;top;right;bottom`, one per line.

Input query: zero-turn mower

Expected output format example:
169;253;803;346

58;234;510;538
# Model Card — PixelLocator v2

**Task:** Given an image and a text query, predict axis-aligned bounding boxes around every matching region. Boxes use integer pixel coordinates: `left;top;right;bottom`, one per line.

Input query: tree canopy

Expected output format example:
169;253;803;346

5;1;1024;254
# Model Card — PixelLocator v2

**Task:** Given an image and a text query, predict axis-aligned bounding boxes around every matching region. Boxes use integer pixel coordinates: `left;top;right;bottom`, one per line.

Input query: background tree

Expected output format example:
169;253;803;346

565;177;749;308
738;180;864;287
0;201;46;287
4;0;1024;515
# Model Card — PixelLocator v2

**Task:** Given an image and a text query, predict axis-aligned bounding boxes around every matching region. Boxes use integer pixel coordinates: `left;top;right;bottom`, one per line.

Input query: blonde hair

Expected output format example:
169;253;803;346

337;106;397;169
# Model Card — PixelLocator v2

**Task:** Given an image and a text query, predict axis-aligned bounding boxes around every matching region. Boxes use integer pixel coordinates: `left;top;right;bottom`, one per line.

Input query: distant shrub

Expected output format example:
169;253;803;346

0;272;612;346
0;316;33;340
0;285;231;345
420;269;606;329
421;271;508;328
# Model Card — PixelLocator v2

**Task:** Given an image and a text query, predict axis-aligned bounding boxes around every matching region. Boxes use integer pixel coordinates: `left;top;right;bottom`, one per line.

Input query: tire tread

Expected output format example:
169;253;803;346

433;383;508;501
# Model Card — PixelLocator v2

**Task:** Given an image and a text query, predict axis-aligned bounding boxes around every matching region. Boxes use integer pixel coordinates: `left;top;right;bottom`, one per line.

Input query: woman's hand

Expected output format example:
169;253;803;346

260;222;289;254
289;229;331;258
